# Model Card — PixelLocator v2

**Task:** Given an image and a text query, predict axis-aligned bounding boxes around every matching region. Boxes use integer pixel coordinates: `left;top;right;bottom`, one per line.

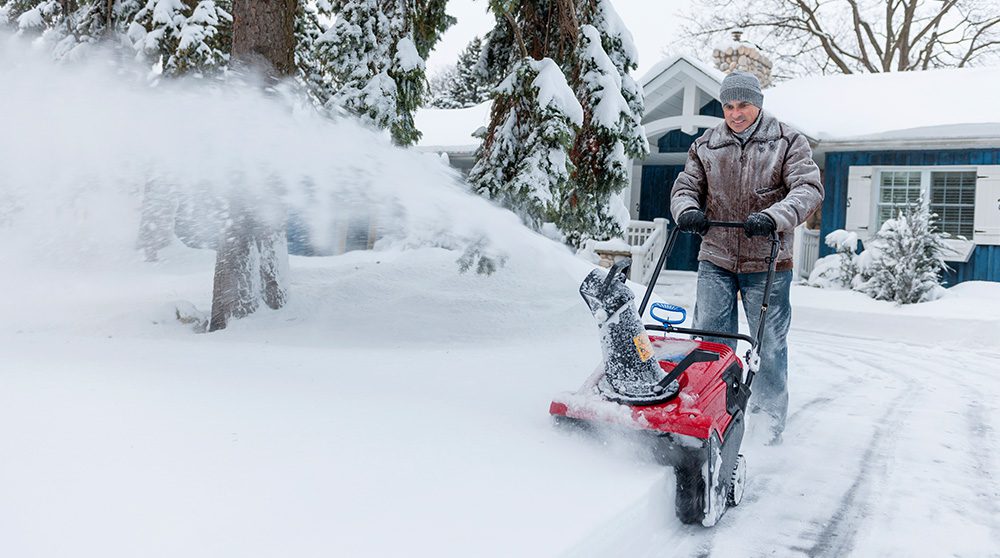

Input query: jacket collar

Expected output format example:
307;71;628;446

707;110;781;149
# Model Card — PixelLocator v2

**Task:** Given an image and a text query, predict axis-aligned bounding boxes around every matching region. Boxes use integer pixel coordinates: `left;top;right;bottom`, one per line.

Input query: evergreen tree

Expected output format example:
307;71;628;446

128;0;187;72
319;0;453;146
294;0;333;106
172;1;231;76
471;0;580;233
432;35;491;109
472;0;647;246
0;1;121;59
409;0;453;59
113;0;145;33
2;0;61;33
469;56;582;229
128;0;231;78
427;64;458;108
562;0;647;246
854;200;949;304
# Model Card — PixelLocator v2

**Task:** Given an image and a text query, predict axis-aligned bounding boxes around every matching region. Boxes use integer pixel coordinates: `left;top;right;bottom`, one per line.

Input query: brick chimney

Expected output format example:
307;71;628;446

712;31;773;88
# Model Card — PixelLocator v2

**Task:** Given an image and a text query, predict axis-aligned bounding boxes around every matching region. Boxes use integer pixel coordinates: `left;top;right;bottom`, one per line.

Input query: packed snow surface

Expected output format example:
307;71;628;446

3;32;1000;558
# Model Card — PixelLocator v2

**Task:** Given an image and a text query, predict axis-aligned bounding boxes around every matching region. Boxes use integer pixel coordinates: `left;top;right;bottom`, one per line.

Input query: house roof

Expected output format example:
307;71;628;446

415;61;1000;152
766;65;1000;142
638;53;726;88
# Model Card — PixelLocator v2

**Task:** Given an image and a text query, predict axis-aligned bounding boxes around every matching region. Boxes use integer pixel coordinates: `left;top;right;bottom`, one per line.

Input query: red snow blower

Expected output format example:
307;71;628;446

549;221;780;527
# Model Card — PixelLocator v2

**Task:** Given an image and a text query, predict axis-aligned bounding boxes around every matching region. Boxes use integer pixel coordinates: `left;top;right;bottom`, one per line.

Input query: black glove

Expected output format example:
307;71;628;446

744;212;776;238
676;209;709;234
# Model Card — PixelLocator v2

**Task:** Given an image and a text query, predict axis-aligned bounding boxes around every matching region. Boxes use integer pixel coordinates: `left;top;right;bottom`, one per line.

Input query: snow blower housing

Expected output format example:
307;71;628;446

550;222;779;527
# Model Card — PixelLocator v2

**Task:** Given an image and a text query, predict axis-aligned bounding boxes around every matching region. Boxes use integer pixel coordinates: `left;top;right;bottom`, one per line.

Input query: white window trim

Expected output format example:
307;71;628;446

871;165;979;261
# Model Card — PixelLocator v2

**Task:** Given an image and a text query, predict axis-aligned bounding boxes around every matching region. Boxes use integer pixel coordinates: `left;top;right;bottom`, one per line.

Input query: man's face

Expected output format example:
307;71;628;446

723;101;761;134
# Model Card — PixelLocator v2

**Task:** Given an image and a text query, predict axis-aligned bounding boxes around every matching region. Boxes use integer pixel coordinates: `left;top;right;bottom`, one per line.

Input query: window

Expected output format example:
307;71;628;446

876;171;921;230
930;171;976;238
875;168;977;239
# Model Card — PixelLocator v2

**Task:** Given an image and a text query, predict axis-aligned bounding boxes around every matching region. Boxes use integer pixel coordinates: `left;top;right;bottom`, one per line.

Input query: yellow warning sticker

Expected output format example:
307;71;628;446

633;334;654;362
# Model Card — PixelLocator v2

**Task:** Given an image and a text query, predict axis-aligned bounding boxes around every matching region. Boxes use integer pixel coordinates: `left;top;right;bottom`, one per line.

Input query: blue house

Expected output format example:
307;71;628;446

415;54;1000;284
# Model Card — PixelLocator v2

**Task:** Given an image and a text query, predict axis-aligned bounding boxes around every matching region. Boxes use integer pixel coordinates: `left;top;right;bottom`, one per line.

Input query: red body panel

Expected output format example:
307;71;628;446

550;336;741;441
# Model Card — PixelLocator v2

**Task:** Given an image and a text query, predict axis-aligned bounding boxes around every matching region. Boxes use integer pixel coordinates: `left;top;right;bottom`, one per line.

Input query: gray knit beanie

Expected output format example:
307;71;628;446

719;71;763;108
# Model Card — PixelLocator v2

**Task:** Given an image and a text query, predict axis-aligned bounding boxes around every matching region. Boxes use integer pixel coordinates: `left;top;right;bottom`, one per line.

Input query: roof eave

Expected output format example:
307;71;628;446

816;136;1000;153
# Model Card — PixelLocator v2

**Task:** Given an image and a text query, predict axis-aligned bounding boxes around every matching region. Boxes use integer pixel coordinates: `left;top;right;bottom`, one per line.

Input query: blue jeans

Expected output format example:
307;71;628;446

693;261;792;433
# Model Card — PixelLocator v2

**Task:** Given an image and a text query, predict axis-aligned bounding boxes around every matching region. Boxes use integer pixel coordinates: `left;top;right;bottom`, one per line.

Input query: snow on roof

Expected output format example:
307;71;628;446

766;65;1000;141
416;62;1000;151
414;101;491;152
638;53;726;87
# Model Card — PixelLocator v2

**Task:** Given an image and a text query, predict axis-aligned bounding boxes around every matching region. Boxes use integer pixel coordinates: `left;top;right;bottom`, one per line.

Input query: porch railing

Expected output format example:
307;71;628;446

798;227;821;279
624;218;669;284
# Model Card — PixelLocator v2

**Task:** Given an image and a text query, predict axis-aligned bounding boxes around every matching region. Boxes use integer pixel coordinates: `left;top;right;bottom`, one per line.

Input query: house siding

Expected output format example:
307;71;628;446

821;149;1000;284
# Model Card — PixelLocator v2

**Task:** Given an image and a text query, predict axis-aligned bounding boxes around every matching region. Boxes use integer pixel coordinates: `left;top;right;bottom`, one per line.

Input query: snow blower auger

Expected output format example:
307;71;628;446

549;221;780;527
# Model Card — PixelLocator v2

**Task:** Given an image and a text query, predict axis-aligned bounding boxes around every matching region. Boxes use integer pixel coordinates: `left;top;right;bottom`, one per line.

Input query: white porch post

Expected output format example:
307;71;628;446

629;163;643;219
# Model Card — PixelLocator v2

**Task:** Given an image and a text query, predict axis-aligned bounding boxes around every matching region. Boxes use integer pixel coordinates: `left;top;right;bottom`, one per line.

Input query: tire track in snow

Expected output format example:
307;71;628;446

799;389;910;558
947;354;1000;551
965;401;1000;534
788;337;996;557
772;334;918;557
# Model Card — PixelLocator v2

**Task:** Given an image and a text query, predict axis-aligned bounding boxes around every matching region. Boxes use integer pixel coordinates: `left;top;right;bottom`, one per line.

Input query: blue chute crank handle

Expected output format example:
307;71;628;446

650;302;687;326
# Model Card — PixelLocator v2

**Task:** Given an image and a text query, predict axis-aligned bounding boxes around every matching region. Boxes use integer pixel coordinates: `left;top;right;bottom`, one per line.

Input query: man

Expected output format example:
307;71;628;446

670;71;824;444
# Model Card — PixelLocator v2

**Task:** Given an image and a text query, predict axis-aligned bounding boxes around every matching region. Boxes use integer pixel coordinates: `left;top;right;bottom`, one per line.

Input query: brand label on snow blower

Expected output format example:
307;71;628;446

633;334;654;362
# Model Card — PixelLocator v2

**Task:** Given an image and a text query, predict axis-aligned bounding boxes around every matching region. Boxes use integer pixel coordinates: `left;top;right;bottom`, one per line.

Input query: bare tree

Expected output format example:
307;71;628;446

682;0;1000;78
209;0;296;332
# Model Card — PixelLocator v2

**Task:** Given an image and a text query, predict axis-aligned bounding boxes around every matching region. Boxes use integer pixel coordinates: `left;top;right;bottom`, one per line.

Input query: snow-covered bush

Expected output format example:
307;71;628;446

853;200;949;304
807;229;859;289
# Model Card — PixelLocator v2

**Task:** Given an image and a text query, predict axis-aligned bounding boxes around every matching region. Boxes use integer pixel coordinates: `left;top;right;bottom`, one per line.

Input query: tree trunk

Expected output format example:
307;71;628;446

209;0;295;332
230;0;297;76
137;178;177;262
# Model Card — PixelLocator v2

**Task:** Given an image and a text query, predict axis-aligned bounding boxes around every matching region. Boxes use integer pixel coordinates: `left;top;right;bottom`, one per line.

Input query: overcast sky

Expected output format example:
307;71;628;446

425;0;697;80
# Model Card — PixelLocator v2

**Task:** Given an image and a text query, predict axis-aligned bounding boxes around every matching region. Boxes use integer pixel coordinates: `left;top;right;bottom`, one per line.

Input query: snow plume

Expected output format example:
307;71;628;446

0;32;571;276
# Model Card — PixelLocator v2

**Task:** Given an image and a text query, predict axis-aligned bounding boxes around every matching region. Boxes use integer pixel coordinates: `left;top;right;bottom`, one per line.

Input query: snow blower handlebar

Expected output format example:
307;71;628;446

637;220;781;384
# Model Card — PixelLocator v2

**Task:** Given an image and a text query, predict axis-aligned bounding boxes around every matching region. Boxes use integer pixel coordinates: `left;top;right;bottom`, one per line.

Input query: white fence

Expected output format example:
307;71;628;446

623;218;669;284
798;227;821;279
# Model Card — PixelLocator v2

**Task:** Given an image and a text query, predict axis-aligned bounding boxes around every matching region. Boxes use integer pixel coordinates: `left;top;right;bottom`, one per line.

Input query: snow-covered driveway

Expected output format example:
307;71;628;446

570;327;1000;557
2;250;998;558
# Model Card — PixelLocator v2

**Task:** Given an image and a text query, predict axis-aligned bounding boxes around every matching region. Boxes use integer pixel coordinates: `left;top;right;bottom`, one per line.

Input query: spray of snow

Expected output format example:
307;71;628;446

0;31;575;278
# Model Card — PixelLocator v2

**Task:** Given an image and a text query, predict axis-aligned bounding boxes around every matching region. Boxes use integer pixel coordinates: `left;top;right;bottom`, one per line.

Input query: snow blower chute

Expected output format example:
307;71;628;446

550;221;780;527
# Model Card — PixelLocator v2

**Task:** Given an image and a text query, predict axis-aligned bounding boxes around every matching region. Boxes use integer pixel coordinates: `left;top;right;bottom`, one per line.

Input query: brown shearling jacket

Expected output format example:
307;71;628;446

670;111;824;273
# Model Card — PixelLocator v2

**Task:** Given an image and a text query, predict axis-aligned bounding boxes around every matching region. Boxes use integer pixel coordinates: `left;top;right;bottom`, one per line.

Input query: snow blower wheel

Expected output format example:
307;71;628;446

674;462;708;525
728;454;746;507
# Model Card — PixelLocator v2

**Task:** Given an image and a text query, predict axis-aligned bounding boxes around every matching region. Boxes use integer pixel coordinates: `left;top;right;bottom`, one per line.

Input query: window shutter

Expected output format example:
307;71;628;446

845;166;873;239
974;166;1000;245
